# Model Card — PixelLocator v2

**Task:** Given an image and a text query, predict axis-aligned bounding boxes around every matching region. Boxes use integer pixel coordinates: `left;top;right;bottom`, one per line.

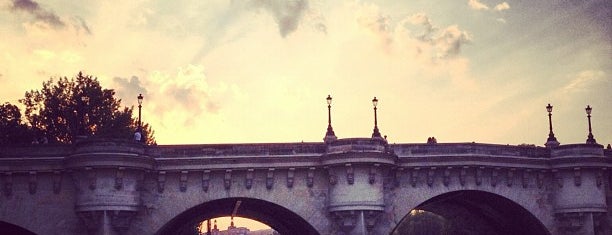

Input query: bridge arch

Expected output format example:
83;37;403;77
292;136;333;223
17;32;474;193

0;221;37;235
155;197;320;235
391;190;551;235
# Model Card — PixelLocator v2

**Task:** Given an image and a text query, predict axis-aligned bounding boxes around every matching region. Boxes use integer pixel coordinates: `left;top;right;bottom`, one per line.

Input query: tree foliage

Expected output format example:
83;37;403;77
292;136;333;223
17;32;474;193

0;71;155;145
0;103;34;145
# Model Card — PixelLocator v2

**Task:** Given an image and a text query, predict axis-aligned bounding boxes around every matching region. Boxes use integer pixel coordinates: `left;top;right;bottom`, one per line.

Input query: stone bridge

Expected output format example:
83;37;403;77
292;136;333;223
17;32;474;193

0;137;610;234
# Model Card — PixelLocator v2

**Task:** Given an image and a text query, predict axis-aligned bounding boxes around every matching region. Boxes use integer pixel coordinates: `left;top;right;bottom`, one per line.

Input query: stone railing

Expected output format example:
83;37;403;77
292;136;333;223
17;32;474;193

149;142;327;158
326;138;388;154
551;143;604;158
391;143;550;158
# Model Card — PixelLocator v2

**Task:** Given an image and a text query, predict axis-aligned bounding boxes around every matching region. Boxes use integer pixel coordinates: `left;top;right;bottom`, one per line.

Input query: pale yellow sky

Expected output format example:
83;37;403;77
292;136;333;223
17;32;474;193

198;216;270;232
1;0;609;147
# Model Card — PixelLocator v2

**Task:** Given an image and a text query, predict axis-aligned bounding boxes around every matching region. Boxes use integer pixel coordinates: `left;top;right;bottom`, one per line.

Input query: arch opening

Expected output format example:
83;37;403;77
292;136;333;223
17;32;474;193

391;190;550;235
0;221;37;235
155;197;319;235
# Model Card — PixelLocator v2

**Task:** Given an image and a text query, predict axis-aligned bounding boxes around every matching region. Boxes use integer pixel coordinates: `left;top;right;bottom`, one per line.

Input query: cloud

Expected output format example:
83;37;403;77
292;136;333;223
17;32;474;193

468;0;489;11
563;70;607;93
73;16;92;35
112;76;148;103
407;13;436;41
251;0;309;37
494;2;510;11
399;13;472;58
356;4;392;44
145;65;221;127
10;0;65;28
468;0;510;13
435;25;472;58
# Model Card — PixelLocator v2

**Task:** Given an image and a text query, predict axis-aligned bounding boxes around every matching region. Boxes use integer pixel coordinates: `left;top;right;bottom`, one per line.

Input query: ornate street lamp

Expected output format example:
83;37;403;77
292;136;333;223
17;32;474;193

80;95;89;136
137;94;143;130
324;95;337;143
585;105;597;144
371;97;382;138
544;103;559;148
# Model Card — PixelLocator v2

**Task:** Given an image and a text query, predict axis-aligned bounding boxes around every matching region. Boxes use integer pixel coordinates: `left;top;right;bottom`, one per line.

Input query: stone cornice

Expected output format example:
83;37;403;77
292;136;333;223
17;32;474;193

1;141;610;173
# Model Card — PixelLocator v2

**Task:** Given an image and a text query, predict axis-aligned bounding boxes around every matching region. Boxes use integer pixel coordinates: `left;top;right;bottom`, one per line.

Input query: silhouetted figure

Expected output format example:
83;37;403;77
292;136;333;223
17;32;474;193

134;131;142;142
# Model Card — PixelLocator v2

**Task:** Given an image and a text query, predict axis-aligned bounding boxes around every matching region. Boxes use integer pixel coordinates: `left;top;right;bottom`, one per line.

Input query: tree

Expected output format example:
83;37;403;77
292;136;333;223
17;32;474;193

0;102;34;145
18;71;155;144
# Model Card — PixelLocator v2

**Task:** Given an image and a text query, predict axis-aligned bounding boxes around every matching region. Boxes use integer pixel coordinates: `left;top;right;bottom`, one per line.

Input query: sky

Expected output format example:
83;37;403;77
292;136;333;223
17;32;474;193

199;216;271;232
1;0;610;147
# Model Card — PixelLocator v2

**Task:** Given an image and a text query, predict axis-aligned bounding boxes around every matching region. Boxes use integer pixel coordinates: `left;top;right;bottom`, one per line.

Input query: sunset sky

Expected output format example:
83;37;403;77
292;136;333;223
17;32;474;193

1;0;610;147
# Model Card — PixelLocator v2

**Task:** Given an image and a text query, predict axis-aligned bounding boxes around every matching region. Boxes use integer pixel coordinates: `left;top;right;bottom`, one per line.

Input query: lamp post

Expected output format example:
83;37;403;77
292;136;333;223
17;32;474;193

81;95;89;134
371;97;381;138
137;94;143;130
585;105;597;144
324;95;337;143
544;104;559;147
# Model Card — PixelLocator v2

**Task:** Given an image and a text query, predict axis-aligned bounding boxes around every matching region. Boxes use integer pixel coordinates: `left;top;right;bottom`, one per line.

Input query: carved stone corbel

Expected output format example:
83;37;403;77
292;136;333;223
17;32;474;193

522;169;530;188
246;169;254;189
266;168;275;189
179;171;188;192
115;167;125;190
443;167;451;186
506;168;515;187
327;167;337;185
538;170;545;188
476;167;484;186
411;168;420;187
459;167;468;186
573;168;581;186
224;170;232;190
369;165;379;185
287;168;295;188
491;168;499;187
53;171;62;194
346;164;354;185
28;171;37;194
427;167;436;187
307;167;315;187
157;171;166;193
202;170;210;192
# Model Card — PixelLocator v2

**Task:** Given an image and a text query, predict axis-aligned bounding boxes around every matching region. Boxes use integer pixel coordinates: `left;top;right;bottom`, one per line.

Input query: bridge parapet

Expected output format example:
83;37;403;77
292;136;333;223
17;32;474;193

322;138;392;234
392;143;549;158
551;144;605;158
549;144;608;234
327;138;388;154
65;138;153;235
148;142;327;158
